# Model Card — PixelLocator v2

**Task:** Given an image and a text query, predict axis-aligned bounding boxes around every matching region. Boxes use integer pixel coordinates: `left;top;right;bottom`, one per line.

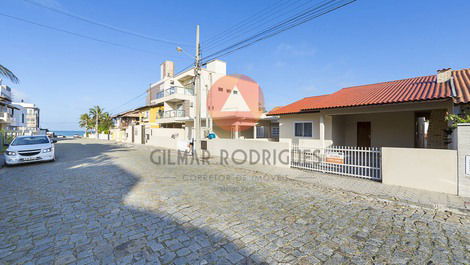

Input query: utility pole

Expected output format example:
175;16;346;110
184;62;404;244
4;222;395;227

194;25;201;155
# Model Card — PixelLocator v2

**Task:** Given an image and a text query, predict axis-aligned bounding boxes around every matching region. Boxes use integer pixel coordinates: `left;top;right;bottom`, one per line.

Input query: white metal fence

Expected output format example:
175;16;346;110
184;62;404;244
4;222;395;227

290;144;382;181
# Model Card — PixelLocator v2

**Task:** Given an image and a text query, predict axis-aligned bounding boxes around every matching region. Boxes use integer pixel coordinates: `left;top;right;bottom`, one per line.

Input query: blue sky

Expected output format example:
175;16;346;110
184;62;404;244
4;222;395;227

1;0;469;130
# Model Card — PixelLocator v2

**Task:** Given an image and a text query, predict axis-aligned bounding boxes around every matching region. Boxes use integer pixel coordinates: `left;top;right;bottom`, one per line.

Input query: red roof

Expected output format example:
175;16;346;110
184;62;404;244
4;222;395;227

269;68;470;115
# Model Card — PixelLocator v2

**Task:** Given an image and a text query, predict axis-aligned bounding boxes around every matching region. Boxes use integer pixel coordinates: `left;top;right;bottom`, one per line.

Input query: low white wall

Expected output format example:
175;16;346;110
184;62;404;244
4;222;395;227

146;128;186;150
125;127;133;143
98;133;110;140
382;147;458;195
206;139;290;167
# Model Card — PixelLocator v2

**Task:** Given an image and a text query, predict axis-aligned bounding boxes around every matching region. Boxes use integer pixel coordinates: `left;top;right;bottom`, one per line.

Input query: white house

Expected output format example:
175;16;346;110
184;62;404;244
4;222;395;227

12;101;40;133
268;68;470;150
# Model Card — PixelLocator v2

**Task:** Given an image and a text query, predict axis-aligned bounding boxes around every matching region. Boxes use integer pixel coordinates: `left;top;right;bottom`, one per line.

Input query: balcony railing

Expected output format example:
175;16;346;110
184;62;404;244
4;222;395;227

156;86;194;100
163;110;186;118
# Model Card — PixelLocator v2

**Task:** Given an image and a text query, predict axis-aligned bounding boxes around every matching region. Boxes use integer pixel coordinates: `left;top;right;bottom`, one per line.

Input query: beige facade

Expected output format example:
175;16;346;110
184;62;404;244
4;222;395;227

278;100;453;149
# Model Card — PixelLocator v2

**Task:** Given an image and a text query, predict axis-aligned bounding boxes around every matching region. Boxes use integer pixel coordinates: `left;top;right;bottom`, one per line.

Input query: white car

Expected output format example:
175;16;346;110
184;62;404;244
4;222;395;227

4;135;56;166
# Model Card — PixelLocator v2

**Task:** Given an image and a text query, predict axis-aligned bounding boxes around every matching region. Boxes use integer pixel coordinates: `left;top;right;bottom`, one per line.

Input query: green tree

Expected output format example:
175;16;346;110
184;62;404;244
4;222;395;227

0;64;19;83
78;113;93;136
98;112;113;134
83;106;113;136
445;112;470;129
88;105;104;136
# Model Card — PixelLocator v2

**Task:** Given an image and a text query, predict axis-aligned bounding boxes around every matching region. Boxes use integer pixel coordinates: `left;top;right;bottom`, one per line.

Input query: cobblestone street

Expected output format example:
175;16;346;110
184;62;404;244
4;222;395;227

0;139;469;264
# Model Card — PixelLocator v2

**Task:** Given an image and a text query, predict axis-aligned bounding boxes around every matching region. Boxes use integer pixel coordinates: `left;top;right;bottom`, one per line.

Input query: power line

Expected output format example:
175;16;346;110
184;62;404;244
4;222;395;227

203;0;355;63
202;0;287;47
203;0;343;59
22;0;191;47
0;12;159;55
203;0;314;53
108;0;356;116
108;90;148;114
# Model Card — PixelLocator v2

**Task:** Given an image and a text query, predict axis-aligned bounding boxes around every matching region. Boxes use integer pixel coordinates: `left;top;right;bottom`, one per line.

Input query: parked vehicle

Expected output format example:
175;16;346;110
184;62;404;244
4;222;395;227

3;136;56;166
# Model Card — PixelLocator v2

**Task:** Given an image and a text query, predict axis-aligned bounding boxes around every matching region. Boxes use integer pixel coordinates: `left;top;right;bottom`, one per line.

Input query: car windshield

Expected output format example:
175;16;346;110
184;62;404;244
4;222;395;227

11;136;50;146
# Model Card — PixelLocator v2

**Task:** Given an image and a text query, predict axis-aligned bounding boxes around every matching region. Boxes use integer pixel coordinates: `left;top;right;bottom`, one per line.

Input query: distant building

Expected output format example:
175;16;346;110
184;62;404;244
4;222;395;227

12;101;40;133
0;80;17;130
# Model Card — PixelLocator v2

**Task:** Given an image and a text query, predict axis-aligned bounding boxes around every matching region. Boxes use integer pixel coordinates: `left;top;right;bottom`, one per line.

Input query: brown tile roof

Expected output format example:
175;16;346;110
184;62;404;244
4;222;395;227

268;68;470;115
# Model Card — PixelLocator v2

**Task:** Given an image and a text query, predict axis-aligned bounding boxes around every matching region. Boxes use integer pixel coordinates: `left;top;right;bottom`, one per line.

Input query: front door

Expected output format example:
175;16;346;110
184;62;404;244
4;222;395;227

357;122;371;147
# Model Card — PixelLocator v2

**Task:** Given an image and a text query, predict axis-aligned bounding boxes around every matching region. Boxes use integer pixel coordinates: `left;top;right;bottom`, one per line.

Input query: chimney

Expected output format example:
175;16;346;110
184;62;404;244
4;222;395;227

437;68;452;83
160;61;174;80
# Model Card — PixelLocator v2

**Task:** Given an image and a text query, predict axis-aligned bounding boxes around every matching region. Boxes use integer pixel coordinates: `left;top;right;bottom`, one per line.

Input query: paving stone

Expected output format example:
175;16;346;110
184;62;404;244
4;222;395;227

0;139;468;265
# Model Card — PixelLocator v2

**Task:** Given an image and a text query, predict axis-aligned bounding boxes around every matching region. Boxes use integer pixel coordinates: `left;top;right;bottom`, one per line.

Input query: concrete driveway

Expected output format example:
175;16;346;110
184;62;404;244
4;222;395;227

0;139;468;264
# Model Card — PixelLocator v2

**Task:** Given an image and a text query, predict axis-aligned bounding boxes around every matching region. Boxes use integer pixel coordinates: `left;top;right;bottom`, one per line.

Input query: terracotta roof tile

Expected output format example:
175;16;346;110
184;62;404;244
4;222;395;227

268;68;470;115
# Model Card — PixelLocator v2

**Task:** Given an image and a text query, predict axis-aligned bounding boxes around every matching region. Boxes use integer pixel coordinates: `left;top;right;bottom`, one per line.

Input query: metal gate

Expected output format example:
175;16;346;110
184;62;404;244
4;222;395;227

290;144;382;181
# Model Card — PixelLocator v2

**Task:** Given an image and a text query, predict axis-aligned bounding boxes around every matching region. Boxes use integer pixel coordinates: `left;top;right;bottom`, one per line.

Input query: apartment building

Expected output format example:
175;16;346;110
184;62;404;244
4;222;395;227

0;81;17;130
144;59;227;140
12;101;40;132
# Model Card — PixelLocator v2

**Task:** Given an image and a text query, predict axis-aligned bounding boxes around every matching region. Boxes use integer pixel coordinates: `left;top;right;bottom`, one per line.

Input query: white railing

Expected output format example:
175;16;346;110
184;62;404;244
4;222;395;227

163;110;186;118
156;86;194;99
290;144;382;181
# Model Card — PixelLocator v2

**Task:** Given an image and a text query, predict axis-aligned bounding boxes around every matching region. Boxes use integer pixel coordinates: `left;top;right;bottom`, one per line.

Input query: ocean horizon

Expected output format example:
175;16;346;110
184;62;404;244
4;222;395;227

52;130;85;137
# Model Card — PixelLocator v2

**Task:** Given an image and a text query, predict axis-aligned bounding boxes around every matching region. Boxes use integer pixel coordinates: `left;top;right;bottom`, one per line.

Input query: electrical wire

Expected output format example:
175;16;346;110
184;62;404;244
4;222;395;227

202;0;355;63
0;12;159;55
107;0;356;115
22;0;191;47
108;91;148;114
203;0;343;59
202;0;287;47
203;0;313;52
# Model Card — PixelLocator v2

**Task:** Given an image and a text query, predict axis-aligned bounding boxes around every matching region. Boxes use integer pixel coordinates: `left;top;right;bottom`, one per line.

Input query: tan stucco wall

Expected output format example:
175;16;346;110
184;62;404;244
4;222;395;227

382;147;458;195
279;111;415;148
338;111;415;147
279;113;333;147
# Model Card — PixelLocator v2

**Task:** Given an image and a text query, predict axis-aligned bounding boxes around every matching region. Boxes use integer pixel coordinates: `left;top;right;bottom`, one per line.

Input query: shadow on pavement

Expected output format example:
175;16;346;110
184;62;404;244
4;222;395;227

0;140;265;264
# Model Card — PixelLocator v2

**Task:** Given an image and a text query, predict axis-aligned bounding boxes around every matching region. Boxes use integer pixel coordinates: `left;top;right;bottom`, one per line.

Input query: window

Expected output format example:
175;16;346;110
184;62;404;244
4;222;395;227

294;122;313;137
218;87;223;92
12;136;49;146
233;90;238;94
256;126;265;138
272;127;279;138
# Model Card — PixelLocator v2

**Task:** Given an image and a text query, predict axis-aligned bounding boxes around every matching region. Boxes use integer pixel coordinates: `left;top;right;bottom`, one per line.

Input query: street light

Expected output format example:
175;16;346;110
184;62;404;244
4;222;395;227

176;46;194;60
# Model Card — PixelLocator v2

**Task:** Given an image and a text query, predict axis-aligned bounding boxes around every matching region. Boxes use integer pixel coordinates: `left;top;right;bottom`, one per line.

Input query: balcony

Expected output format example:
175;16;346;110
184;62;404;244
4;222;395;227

0;112;13;123
152;86;194;104
163;110;186;118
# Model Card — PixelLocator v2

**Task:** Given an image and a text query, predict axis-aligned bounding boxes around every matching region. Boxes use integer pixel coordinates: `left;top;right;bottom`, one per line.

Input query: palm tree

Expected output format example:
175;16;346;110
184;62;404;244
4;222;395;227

78;113;93;136
0;64;19;83
99;112;114;134
80;106;114;137
88;105;104;138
